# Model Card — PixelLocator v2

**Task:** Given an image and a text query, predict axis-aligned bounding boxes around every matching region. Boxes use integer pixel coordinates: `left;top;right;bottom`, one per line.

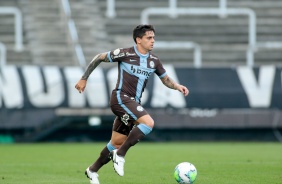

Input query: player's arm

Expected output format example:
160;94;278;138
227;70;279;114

160;75;189;96
81;52;110;80
75;52;109;93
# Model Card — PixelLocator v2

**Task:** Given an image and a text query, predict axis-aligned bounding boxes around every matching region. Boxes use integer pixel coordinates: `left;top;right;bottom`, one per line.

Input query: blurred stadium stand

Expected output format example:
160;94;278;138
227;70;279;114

0;0;111;66
0;0;281;66
0;0;29;65
98;0;282;66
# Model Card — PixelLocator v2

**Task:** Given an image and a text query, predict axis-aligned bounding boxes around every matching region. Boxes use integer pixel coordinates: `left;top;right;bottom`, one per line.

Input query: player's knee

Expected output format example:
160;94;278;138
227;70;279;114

137;123;153;135
111;142;122;149
106;141;117;151
144;119;154;128
114;144;123;149
110;140;124;149
137;115;154;128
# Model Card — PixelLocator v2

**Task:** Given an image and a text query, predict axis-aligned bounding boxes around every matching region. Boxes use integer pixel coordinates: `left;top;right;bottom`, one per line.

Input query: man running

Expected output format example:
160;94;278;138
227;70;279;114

75;24;189;184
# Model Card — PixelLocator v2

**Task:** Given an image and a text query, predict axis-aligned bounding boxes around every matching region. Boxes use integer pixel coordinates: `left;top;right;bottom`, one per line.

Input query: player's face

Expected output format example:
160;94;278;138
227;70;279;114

137;31;155;53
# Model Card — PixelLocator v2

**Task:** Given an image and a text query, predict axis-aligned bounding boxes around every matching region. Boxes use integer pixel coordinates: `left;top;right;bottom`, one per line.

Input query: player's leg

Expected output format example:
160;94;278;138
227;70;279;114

86;142;113;184
109;131;127;148
88;118;127;172
110;93;152;176
117;114;154;156
85;118;128;184
88;142;115;172
110;117;135;176
112;114;154;176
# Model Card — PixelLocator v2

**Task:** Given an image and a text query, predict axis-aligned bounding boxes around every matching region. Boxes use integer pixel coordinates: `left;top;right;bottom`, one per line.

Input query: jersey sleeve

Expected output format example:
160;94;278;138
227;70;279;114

107;48;126;62
155;59;167;78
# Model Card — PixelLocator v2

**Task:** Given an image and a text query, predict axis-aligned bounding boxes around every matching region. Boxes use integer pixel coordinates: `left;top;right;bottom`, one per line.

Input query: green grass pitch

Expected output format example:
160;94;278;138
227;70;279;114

0;142;282;184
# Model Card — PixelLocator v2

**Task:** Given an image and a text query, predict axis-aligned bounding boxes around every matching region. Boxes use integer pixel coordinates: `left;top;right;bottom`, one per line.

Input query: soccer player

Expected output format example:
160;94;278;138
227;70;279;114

75;24;189;184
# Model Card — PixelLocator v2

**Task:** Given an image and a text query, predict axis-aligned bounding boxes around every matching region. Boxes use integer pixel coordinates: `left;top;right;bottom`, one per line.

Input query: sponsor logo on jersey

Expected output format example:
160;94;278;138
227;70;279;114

150;55;158;60
130;65;152;78
129;59;137;62
126;52;136;56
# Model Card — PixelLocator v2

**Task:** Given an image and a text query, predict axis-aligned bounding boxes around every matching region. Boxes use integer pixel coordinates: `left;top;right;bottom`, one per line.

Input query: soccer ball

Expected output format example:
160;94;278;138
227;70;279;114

174;162;197;184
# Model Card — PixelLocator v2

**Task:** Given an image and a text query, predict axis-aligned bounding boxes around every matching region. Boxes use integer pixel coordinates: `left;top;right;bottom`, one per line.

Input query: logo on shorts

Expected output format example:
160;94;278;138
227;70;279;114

137;106;144;112
121;113;129;125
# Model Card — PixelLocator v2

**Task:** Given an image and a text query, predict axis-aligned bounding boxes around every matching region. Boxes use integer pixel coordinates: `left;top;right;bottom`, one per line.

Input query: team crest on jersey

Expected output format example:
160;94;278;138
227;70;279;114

149;61;155;68
121;113;129;125
137;106;144;112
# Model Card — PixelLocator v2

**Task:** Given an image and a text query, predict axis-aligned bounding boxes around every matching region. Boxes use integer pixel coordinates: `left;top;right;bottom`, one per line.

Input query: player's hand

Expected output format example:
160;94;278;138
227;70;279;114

177;84;189;96
75;79;87;93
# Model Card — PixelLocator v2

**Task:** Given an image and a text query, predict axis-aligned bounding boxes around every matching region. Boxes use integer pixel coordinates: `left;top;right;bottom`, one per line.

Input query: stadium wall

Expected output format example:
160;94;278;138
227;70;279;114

0;64;282;142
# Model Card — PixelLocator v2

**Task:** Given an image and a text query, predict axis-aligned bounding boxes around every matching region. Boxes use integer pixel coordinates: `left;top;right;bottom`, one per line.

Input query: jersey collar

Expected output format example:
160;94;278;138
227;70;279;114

134;45;149;58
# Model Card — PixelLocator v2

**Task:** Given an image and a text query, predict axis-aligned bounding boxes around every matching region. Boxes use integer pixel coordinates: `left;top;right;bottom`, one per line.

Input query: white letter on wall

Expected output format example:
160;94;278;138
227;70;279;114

237;65;275;107
0;66;23;108
22;66;64;107
64;66;108;107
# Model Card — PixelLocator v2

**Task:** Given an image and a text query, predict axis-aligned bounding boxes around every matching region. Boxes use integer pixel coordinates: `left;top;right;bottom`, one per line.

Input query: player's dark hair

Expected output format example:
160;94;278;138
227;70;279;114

133;24;155;43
